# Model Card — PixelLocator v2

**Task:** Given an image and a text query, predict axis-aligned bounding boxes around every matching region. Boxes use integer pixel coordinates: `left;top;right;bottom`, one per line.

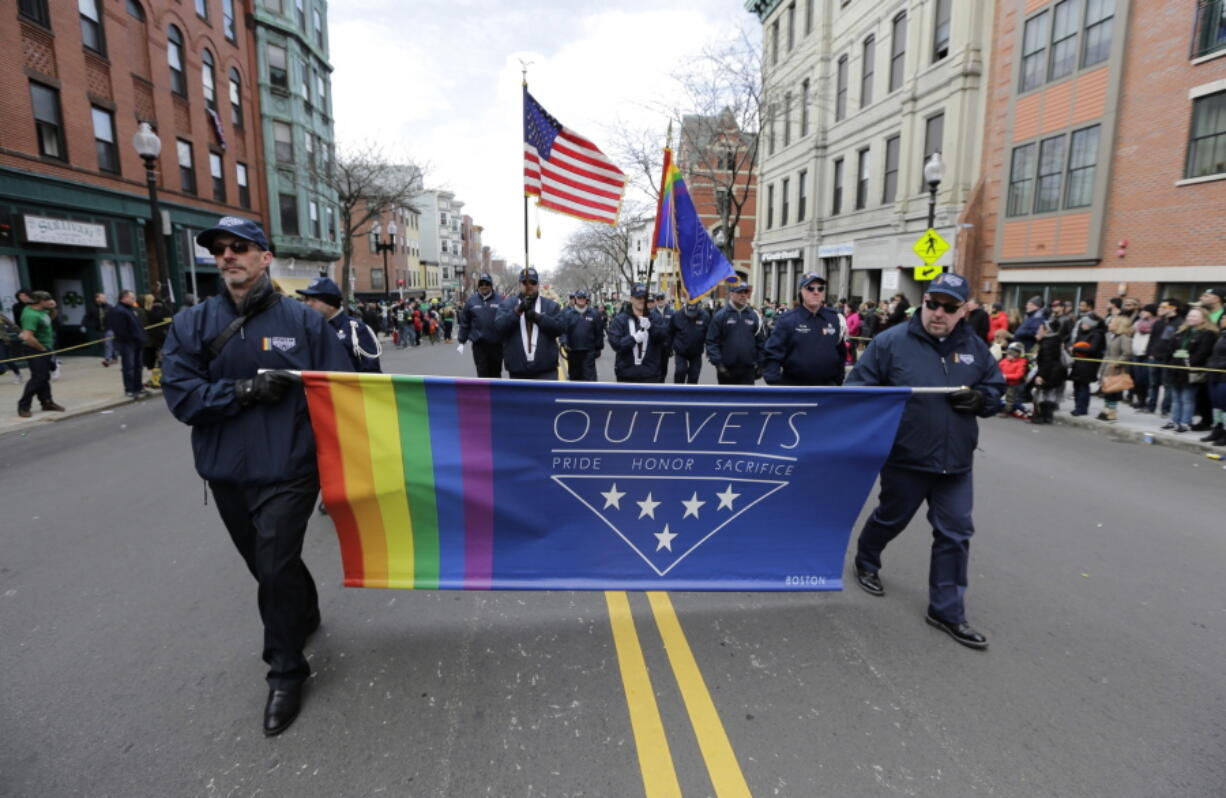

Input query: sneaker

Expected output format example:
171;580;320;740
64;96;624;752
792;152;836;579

1174;425;1190;433
18;407;32;418
41;402;67;412
1160;422;1176;430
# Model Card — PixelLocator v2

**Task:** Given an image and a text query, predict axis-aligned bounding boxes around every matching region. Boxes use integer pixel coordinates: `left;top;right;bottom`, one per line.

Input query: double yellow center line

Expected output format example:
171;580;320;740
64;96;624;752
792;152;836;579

605;591;753;798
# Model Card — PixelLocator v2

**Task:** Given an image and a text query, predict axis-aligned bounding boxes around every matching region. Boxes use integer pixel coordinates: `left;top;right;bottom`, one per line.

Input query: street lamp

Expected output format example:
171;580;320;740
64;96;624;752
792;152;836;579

373;219;397;303
923;151;945;231
132;122;171;299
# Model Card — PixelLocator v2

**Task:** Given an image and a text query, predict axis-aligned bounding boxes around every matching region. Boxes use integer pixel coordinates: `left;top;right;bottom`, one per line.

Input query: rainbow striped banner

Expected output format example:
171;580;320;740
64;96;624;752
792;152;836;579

301;372;910;591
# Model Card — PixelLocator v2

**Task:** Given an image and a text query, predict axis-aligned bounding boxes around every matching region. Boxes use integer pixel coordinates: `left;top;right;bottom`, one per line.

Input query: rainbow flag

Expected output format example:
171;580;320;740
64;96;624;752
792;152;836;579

651;147;738;299
301;372;913;591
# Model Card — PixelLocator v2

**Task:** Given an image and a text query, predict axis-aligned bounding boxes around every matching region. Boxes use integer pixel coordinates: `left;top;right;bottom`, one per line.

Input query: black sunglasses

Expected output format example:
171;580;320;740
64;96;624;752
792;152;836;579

522;279;539;286
208;239;257;256
803;284;826;292
924;298;963;313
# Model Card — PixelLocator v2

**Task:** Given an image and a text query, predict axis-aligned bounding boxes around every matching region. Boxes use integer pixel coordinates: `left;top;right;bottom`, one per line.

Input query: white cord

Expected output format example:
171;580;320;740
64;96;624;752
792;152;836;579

349;318;382;361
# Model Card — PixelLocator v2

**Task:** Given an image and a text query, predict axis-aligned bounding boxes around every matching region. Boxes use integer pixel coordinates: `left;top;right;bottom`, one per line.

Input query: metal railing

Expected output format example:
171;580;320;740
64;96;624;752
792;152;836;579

1192;0;1226;59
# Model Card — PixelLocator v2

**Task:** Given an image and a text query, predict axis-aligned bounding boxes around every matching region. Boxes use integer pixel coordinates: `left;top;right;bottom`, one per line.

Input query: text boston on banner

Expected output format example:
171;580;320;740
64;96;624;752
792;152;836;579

302;373;909;591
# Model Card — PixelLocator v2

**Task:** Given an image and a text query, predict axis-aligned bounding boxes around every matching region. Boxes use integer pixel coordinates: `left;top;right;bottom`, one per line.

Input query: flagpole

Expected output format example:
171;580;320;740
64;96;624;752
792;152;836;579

522;69;530;273
645;122;674;297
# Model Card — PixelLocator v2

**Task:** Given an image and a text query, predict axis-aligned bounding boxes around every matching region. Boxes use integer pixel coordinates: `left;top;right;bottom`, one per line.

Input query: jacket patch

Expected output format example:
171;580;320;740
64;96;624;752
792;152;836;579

954;353;975;365
262;336;297;352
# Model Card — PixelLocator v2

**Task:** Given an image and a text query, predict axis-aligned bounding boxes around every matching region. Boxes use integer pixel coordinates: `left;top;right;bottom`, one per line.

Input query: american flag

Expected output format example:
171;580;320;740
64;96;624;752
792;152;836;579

523;88;627;225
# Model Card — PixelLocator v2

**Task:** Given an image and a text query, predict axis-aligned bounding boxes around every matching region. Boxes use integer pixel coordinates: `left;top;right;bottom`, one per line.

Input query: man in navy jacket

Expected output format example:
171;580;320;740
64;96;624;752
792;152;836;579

561;289;604;381
705;283;765;384
762;273;846;386
845;272;1004;650
296;277;382;373
607;283;670;382
494;267;565;379
162;216;352;736
106;290;148;398
669;301;711;384
457;272;503;377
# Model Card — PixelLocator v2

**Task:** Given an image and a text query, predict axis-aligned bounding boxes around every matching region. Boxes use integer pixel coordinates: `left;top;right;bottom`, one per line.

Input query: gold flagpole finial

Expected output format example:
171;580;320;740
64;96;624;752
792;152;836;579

519;58;533;87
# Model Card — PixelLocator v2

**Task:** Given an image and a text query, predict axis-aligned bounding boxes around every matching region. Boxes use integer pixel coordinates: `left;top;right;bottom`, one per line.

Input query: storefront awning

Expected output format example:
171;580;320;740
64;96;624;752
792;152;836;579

273;277;316;296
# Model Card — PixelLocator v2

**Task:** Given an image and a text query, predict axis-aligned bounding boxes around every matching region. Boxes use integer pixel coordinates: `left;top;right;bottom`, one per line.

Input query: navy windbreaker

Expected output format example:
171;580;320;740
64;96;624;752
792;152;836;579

607;311;669;380
845;314;1005;475
562;306;605;351
762;305;846;385
457;290;501;345
161;293;354;485
705;304;765;368
494;294;565;375
328;311;382;373
669;308;711;356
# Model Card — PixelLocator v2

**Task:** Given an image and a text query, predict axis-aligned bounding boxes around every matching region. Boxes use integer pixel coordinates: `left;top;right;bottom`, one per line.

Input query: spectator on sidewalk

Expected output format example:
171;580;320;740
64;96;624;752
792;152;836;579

1163;308;1217;433
1203;311;1226;446
0;310;23;384
143;293;171;388
1145;298;1186;416
964;297;990;342
1200;287;1224;325
1096;315;1133;422
84;293;115;365
1129;305;1157;410
1070;316;1106;416
16;291;66;418
1030;320;1067;425
106;290;149;399
1013;296;1045;351
999;341;1029;417
988;302;1010;343
989;328;1011;361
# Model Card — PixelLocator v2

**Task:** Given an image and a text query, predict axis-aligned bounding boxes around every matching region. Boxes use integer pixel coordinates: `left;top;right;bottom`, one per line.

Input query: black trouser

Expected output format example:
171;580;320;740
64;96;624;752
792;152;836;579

617;374;657;383
673;351;703;384
17;351;52;411
508;370;558;380
471;340;503;378
210;473;320;689
567;349;598;381
716;364;756;385
116;339;143;394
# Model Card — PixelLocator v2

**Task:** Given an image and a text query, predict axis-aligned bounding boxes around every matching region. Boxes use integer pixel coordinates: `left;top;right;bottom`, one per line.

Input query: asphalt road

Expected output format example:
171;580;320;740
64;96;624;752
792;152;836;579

2;338;1223;797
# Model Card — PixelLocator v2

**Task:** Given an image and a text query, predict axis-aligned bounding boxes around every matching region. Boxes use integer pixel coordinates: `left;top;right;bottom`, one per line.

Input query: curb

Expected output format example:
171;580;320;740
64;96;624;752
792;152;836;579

1;390;161;436
1049;413;1221;456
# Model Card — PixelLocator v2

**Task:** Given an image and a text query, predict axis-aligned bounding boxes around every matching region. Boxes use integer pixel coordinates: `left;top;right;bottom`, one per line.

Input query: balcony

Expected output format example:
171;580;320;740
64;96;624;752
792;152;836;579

1193;0;1226;59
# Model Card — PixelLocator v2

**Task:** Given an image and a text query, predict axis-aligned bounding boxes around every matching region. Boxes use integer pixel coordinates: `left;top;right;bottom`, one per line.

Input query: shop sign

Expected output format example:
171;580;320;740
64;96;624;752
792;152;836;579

817;242;854;258
23;216;107;248
761;249;801;262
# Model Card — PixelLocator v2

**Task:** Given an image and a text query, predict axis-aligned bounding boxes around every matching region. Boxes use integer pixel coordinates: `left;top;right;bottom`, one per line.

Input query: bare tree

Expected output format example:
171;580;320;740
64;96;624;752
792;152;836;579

554;207;651;301
324;142;426;300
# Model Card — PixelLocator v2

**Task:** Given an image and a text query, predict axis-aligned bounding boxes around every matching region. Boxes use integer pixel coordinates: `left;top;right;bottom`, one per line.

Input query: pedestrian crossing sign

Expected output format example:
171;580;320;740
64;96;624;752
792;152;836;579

912;228;950;266
914;264;944;280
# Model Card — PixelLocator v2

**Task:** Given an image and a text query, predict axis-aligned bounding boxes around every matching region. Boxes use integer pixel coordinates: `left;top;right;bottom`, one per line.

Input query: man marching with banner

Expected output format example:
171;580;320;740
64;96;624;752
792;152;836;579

846;272;1005;650
495;267;565;380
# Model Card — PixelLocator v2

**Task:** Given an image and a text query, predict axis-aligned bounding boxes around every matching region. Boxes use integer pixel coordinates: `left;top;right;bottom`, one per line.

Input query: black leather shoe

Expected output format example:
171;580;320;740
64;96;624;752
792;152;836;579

263;684;303;736
853;566;884;596
925;611;988;650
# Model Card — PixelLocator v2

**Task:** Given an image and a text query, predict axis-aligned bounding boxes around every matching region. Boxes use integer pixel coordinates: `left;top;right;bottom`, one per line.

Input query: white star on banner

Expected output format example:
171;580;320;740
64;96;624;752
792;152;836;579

601;483;626;510
715;484;741;511
654;524;677;551
681;492;706;519
636;492;661;520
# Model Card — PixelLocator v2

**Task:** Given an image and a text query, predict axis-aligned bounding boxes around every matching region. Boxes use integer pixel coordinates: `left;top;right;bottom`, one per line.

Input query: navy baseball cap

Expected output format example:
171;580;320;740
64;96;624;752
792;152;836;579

927;272;968;303
630;283;648;298
519;267;539;283
574;289;590;299
797;272;826;290
296;276;343;300
196;216;271;251
730;282;752;293
477;272;493;284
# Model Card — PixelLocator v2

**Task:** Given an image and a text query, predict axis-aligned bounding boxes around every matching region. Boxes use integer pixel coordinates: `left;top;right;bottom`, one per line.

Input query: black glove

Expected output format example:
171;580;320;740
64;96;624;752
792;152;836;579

235;370;300;406
518;295;535;315
947;388;986;415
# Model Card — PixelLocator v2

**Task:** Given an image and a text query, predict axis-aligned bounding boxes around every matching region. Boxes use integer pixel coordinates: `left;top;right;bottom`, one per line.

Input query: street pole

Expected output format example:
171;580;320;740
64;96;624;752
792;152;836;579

927;182;938;231
140;157;170;299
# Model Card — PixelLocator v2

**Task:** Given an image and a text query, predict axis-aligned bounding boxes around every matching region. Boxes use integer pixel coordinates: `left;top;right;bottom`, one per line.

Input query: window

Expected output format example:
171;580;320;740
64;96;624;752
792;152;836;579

309;200;320;238
295;0;306;28
768;104;776;155
772;20;780;65
800;79;810;137
883;135;900;204
236;162;250;208
327;206;336;241
783;92;792;147
210;152;225;202
804;0;813;35
371;269;385;291
855;148;870;209
223;0;235;40
922;113;944;189
933;0;951;61
1006;143;1036;216
787;4;795;51
1186;92;1226;178
1020;12;1049;92
797;170;807;222
30;82;66;160
1066;125;1100;206
304;132;315;169
766;183;775;230
1194;0;1226;58
195;0;208;19
831;158;844;215
313;8;324;46
299;59;311;102
19;0;51;27
92;106;118;173
890;13;907;93
268;44;288;89
274;121;293;163
1048;0;1080;82
1034;135;1066;213
202;49;217;110
836;55;848;121
781;177;790;226
280;193;299;235
263;0;282;12
168;26;187;96
177;139;196;194
125;0;144;20
861;35;875;108
716;187;730;219
229;69;242;127
80;0;106;55
1082;0;1114;67
316;73;327;113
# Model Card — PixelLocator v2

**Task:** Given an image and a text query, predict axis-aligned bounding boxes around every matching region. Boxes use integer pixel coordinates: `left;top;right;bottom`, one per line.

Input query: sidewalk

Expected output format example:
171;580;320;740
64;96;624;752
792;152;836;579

1043;399;1224;457
0;356;158;436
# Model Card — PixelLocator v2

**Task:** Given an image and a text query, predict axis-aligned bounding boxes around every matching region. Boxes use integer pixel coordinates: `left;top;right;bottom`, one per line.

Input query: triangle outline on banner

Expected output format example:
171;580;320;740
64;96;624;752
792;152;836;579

550;475;789;577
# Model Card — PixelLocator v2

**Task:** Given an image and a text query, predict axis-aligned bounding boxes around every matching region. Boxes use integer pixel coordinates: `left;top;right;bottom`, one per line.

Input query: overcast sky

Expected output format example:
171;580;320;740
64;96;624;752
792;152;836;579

329;0;756;274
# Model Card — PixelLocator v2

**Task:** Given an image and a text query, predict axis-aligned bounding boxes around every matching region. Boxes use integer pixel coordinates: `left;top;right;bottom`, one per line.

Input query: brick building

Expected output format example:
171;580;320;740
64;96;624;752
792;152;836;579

348;200;420;303
1;0;269;339
965;0;1226;310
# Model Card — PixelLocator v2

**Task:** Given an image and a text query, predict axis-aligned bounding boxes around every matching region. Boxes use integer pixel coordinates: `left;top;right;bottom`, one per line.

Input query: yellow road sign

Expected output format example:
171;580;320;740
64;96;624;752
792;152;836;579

912;228;950;265
914;264;944;281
